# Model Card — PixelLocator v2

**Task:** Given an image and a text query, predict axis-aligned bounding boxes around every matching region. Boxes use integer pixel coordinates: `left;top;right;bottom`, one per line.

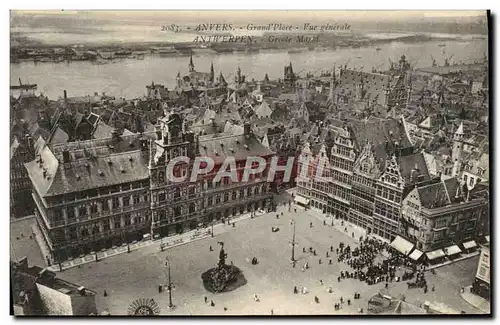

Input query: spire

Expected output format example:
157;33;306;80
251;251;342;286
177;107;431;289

264;73;269;83
148;139;153;168
189;53;195;73
261;133;270;148
455;121;464;135
209;62;215;83
219;72;227;87
328;77;335;102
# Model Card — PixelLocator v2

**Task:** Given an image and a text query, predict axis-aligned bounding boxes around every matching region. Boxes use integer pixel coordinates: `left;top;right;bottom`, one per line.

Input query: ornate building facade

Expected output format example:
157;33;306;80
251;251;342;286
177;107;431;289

26;130;154;263
149;113;276;238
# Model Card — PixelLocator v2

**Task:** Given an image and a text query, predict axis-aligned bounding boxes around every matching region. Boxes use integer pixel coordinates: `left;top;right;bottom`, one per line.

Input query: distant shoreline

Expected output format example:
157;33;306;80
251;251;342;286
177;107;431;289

10;32;486;64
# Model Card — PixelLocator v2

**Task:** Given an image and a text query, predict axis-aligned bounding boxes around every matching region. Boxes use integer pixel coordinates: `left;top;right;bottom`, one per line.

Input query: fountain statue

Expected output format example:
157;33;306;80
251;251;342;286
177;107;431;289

201;242;247;293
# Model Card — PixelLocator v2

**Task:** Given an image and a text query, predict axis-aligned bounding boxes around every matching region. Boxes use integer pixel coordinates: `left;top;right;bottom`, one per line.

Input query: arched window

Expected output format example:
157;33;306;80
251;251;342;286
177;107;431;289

158;171;165;183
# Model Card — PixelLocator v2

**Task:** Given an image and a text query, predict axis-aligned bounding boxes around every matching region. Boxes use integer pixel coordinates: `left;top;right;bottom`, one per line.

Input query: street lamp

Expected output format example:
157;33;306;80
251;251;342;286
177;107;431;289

165;257;175;309
290;220;297;263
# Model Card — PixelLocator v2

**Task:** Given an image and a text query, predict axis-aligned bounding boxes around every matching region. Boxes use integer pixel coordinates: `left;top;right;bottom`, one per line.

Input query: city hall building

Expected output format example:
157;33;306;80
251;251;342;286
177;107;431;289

26;115;276;264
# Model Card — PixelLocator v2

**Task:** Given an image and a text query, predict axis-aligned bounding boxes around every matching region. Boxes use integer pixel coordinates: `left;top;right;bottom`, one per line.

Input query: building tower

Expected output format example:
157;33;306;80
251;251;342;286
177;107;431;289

406;71;412;109
356;75;364;101
176;72;181;88
189;54;195;73
209;62;215;83
383;76;391;108
451;122;465;177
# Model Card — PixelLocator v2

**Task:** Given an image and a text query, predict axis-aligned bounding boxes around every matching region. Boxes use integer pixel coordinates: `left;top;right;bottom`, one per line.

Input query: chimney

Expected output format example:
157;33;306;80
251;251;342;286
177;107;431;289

62;150;71;163
244;122;251;136
63;90;67;100
25;134;33;150
77;286;86;296
111;129;121;144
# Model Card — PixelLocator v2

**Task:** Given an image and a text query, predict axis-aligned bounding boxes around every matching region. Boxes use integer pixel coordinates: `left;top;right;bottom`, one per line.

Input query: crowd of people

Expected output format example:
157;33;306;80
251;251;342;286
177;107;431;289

334;236;433;292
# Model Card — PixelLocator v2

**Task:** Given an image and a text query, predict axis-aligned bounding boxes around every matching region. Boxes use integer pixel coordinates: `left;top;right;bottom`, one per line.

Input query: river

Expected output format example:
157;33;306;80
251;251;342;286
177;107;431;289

10;38;487;100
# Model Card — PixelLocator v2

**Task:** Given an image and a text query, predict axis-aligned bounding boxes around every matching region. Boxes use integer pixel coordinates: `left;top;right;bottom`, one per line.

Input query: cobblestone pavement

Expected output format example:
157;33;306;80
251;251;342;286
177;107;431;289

56;203;485;315
10;216;45;267
461;285;490;314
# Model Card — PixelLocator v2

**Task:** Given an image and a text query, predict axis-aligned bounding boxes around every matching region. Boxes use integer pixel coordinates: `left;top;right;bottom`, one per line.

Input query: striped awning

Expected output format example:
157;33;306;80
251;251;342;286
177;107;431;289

294;195;310;206
409;249;424;261
462;240;477;250
444;245;462;256
390;236;414;256
426;249;445;260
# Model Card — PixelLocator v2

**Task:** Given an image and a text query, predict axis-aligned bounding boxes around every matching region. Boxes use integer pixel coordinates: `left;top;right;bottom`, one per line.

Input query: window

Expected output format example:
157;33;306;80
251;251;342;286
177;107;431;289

103;223;110;232
158;171;165;183
232;191;237;200
67;207;75;219
123;196;130;207
112;197;120;209
69;227;77;239
207;197;213;206
174;188;181;199
114;217;121;229
224;193;229;202
158;193;166;202
102;200;109;211
174;206;181;217
189;204;195;214
189;187;195;196
215;195;221;204
54;209;63;221
134;196;140;205
90;203;98;214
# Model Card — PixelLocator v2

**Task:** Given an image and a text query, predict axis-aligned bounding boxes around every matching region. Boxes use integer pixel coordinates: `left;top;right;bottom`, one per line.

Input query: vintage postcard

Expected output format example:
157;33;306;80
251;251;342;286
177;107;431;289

9;10;490;316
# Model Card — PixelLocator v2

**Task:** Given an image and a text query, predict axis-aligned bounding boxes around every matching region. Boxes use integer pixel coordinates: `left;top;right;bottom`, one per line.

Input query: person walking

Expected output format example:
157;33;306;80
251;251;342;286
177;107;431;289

204;296;208;303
